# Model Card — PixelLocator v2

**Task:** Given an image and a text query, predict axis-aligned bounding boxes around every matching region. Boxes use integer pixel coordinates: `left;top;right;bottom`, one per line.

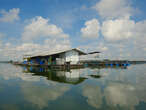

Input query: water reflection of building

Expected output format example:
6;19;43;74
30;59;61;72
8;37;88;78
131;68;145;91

23;66;87;85
22;65;128;85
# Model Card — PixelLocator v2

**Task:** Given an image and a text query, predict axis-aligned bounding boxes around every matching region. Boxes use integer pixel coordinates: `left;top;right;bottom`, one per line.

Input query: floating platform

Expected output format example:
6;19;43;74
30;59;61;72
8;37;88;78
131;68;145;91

13;62;84;70
82;60;130;67
13;60;130;70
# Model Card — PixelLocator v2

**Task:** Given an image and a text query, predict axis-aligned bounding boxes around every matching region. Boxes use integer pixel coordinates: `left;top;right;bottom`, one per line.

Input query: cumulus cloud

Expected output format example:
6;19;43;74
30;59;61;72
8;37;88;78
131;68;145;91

99;17;146;59
101;17;146;42
81;19;100;38
78;0;146;60
0;16;71;61
79;42;111;60
15;43;41;52
0;8;20;23
20;17;71;58
1;41;70;61
133;20;146;38
101;17;135;41
22;16;69;41
93;0;134;19
79;16;146;59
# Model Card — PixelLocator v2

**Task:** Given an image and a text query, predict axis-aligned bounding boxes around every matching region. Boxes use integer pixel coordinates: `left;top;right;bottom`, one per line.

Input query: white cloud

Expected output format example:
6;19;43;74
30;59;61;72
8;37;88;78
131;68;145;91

98;16;146;60
0;40;70;61
79;42;108;53
1;40;71;61
93;0;134;19
0;8;20;23
79;42;110;61
0;16;71;61
15;43;41;52
101;17;135;41
22;16;69;41
78;0;146;60
101;17;146;42
133;20;146;38
81;19;100;38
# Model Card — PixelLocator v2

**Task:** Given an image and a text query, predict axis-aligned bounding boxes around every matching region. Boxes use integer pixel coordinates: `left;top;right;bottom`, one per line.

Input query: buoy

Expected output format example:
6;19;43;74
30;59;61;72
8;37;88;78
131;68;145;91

123;64;126;66
110;64;113;66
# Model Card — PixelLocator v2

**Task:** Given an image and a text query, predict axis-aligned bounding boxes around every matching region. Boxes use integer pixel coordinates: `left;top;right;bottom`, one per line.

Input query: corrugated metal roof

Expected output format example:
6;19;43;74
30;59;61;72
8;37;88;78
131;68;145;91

25;48;87;59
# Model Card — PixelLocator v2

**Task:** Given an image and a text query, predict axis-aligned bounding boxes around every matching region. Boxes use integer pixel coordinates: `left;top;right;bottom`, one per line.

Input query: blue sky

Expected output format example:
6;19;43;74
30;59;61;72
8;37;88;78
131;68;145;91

0;0;146;60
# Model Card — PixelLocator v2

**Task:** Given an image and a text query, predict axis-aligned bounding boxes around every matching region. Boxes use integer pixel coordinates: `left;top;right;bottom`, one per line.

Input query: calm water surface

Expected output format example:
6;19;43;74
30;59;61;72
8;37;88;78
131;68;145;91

0;63;146;110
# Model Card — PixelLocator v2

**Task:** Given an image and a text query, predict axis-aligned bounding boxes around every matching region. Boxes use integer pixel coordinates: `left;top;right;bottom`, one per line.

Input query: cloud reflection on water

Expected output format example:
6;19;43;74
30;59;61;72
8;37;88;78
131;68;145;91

0;63;146;110
81;64;146;110
21;82;70;109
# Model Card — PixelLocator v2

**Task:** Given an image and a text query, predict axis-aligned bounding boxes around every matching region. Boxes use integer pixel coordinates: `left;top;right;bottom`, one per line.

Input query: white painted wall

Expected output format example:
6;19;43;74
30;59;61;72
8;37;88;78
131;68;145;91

65;50;79;64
